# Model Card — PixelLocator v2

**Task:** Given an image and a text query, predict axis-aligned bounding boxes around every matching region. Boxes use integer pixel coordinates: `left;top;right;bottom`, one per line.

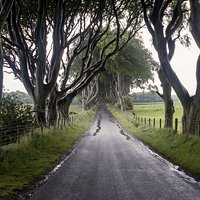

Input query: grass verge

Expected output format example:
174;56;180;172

0;108;95;198
109;106;200;180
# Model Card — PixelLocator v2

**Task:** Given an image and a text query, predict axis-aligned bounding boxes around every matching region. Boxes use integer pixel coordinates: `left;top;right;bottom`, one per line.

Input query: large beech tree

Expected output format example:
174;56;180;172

3;0;143;123
141;0;200;134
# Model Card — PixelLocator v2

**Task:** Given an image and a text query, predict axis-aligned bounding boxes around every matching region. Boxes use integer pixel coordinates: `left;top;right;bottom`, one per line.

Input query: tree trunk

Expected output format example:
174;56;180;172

57;91;77;122
182;97;200;134
47;89;58;125
81;89;87;110
161;58;200;135
0;0;15;99
117;73;125;111
158;69;174;128
0;39;3;100
34;94;47;124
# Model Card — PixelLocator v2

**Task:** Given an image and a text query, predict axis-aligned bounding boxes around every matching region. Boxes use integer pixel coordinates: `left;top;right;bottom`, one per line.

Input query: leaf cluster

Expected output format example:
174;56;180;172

0;95;35;145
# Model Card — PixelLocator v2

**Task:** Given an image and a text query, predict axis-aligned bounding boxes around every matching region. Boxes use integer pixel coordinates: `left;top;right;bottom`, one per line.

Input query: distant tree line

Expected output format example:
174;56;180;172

130;92;179;103
4;90;33;104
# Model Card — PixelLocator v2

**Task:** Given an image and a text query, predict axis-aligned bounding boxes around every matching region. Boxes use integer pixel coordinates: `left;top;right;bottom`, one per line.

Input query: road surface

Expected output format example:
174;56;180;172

30;106;200;200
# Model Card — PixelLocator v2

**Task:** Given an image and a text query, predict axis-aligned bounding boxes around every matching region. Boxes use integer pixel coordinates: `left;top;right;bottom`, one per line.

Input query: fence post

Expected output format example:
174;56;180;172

174;118;178;133
153;118;155;127
141;118;143;123
144;118;146;124
149;118;151;126
159;119;162;129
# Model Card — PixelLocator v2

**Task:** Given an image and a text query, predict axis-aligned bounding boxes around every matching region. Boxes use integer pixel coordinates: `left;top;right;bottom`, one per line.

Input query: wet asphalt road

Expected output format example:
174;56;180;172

30;107;200;200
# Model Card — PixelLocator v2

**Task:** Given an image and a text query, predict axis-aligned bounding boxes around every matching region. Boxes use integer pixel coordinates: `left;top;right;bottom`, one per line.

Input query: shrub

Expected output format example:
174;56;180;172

124;95;133;110
0;95;35;145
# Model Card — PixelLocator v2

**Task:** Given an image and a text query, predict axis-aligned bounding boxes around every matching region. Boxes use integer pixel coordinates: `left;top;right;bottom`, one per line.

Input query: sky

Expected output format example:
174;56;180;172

3;29;200;95
141;30;199;95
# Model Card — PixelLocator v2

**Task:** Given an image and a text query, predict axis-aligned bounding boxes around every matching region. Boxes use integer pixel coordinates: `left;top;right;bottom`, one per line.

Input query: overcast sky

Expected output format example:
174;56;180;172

141;29;199;95
3;29;200;95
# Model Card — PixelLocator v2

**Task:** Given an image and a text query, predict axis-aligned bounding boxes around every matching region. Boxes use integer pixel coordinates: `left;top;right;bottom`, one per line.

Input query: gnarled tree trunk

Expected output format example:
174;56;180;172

116;73;125;111
158;67;174;128
0;40;3;99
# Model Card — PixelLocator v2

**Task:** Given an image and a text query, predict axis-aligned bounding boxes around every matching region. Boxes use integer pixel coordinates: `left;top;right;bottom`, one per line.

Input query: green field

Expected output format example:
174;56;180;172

133;101;182;119
133;101;183;132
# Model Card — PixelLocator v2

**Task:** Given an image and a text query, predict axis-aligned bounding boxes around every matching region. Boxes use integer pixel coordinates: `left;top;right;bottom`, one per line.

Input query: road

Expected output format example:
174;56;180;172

30;106;200;200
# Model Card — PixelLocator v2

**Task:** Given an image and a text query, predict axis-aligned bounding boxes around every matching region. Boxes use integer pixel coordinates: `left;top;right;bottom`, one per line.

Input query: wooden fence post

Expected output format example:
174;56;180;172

159;119;162;129
149;118;151;126
153;118;155;127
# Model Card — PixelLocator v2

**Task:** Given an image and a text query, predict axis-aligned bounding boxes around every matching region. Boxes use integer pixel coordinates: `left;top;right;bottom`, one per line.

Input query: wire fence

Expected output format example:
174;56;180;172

0;112;79;148
133;115;200;136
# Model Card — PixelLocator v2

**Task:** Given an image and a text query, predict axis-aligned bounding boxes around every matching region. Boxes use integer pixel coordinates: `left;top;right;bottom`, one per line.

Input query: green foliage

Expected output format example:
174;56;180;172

123;95;133;110
108;37;156;86
4;90;33;104
0;95;34;145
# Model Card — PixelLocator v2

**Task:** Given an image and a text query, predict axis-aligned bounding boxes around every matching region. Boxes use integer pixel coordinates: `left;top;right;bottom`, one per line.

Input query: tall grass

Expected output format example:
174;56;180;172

109;106;200;179
0;107;95;197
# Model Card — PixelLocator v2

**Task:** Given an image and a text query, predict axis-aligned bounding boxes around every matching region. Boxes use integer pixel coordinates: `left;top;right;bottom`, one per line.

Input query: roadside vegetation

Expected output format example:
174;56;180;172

134;101;183;123
109;104;200;180
0;106;95;198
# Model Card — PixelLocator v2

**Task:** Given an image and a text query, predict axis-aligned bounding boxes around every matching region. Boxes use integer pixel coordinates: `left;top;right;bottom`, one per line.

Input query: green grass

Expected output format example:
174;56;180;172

134;101;183;119
133;101;183;131
0;107;95;198
109;106;200;178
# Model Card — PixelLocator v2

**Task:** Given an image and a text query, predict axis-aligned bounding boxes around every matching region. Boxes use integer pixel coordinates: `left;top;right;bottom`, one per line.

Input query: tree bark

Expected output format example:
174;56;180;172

158;69;174;128
34;96;46;124
0;0;15;99
57;91;77;122
117;73;125;111
47;89;58;125
0;39;3;99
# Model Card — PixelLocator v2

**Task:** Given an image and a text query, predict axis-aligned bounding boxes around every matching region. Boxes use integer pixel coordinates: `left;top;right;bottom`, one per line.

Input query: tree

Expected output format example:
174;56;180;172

81;76;99;110
0;94;34;145
0;0;14;99
3;0;143;124
140;0;200;134
98;37;155;110
47;1;144;121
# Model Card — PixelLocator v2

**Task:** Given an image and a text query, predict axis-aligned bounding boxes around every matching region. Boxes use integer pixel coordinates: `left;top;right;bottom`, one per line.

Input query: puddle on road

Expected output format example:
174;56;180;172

93;118;101;136
117;123;131;140
119;129;131;140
